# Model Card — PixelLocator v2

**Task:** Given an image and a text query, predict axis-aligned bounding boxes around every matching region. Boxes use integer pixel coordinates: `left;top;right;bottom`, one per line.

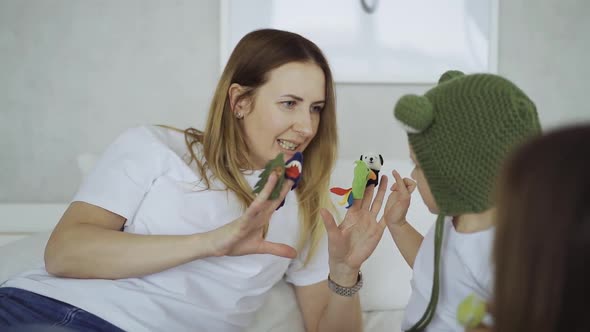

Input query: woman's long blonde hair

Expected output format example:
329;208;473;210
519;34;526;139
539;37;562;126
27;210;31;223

185;29;338;263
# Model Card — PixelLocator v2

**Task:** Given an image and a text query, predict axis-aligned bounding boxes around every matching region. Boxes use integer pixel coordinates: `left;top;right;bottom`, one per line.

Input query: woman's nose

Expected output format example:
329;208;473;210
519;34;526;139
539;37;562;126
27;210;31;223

293;113;314;137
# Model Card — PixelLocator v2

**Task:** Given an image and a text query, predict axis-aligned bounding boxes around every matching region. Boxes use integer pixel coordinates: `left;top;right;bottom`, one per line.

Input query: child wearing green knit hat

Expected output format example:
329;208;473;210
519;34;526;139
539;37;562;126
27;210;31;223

381;70;541;331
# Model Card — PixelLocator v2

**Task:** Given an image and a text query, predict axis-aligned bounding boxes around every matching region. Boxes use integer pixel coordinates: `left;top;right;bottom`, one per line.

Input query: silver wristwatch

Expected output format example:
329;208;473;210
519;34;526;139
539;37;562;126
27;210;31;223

327;271;363;297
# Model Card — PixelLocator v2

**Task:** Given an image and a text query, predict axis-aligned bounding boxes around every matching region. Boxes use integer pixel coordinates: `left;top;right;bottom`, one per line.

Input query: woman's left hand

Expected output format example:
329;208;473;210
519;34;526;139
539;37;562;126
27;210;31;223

320;175;388;285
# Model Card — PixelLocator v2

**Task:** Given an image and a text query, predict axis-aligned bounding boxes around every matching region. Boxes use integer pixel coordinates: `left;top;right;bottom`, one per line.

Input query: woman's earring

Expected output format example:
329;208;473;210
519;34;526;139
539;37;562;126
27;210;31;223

235;112;244;119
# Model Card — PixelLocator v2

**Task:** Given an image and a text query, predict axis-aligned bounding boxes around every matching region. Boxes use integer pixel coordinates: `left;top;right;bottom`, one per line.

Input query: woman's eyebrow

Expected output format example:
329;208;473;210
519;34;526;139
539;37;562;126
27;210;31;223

280;94;325;105
280;94;304;101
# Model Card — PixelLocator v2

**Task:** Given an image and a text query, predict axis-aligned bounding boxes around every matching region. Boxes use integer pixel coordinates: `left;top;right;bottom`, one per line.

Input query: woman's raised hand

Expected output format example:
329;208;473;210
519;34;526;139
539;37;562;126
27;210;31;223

209;172;297;258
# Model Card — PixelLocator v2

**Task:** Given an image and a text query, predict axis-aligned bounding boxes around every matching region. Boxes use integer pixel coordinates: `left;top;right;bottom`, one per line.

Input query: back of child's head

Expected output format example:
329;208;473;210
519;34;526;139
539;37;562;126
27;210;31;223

394;70;541;216
493;124;590;332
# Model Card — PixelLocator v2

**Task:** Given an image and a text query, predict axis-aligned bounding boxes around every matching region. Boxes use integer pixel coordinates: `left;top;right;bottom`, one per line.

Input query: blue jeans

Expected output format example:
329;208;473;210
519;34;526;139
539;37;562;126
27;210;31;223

0;287;125;332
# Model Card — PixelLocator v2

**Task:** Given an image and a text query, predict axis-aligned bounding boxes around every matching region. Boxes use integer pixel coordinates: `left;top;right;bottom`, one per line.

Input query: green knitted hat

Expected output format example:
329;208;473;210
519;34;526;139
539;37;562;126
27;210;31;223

394;70;541;215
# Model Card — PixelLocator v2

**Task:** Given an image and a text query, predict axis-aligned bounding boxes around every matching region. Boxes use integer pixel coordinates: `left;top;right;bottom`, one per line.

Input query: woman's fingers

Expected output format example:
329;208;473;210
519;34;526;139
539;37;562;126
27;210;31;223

245;173;293;229
360;182;376;210
255;172;279;201
320;208;338;234
245;173;278;219
276;179;295;205
256;240;297;258
370;175;388;216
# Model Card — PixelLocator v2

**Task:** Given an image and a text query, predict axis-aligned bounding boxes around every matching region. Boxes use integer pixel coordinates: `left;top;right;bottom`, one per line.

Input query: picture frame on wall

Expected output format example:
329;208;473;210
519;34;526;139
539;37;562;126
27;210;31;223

220;0;498;84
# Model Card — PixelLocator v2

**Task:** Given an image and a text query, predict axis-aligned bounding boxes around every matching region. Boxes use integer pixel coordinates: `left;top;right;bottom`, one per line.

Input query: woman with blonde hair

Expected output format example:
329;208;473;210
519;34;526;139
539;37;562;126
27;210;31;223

0;29;388;332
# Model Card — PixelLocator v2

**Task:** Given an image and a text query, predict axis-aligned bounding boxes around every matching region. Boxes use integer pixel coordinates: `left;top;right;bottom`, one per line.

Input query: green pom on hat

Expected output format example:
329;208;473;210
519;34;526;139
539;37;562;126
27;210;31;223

394;95;434;133
438;70;465;83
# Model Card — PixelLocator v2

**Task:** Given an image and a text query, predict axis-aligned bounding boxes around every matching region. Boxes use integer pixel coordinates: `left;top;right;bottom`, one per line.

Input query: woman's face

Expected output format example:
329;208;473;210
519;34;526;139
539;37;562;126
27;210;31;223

233;61;325;169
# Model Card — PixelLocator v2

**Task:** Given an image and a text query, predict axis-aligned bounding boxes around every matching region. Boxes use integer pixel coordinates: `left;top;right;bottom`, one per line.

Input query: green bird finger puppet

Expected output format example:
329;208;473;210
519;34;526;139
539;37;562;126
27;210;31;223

330;152;383;208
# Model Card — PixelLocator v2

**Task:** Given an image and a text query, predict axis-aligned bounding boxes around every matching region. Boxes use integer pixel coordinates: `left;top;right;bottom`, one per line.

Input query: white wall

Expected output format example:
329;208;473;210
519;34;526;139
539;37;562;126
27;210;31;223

497;0;590;128
1;0;589;202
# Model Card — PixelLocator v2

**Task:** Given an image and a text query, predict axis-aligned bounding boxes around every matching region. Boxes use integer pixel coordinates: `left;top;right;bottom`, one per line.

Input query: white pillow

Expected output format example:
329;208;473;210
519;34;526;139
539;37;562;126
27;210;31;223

331;159;435;311
0;231;50;285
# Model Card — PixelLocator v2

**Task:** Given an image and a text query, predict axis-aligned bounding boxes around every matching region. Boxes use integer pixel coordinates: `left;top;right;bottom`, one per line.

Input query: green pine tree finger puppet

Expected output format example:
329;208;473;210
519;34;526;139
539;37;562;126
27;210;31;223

252;152;304;206
253;153;286;200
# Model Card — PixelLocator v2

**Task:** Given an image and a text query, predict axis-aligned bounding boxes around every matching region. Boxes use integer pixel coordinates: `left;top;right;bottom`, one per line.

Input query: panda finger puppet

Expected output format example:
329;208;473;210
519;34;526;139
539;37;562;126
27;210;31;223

360;152;383;187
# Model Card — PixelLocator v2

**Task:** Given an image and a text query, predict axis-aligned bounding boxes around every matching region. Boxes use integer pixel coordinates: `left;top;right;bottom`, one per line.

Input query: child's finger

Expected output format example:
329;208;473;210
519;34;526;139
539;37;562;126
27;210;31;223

404;178;417;194
403;178;415;186
392;170;409;194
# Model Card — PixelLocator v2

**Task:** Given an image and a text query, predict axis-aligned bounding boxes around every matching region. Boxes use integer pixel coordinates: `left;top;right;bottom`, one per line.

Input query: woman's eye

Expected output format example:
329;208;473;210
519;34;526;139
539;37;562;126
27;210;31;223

311;105;324;113
280;100;297;109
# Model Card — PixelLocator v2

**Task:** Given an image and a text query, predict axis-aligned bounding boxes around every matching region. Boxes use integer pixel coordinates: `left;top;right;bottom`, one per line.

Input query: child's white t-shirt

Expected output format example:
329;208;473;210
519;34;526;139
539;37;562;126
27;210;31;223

401;217;494;332
3;126;329;332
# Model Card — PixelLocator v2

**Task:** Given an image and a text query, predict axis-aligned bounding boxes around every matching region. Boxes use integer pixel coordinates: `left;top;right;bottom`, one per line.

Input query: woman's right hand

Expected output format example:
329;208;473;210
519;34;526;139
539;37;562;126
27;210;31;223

208;172;297;259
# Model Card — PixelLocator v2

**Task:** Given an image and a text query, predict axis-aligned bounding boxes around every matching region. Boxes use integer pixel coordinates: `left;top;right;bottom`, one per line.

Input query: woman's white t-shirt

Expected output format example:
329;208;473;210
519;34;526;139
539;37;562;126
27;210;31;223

401;217;494;332
4;126;329;332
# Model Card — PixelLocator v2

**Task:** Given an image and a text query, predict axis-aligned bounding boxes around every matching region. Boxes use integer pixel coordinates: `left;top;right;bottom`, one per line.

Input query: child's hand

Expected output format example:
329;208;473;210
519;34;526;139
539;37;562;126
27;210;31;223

381;170;416;227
